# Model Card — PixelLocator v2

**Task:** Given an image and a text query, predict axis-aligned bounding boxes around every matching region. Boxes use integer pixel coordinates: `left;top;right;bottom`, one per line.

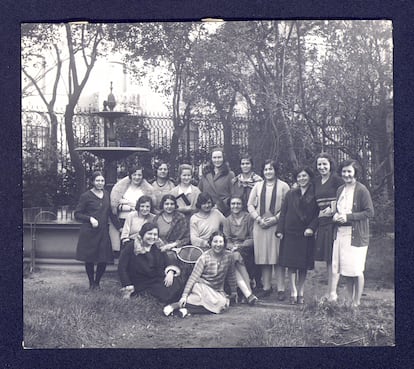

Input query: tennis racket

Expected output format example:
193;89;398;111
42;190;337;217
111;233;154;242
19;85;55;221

171;245;203;264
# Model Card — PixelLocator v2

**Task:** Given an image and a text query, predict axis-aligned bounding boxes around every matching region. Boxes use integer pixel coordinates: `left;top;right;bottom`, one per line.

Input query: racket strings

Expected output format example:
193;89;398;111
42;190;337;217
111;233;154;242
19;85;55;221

177;247;202;263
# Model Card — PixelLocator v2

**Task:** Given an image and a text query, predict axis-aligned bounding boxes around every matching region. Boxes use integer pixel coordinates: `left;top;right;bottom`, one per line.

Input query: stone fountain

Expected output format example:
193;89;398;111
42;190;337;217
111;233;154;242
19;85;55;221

75;82;149;188
23;84;149;272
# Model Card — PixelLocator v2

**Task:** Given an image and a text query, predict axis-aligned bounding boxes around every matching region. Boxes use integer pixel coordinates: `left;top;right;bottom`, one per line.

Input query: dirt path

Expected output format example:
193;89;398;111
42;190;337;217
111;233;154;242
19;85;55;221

123;288;393;349
121;301;295;349
24;268;394;349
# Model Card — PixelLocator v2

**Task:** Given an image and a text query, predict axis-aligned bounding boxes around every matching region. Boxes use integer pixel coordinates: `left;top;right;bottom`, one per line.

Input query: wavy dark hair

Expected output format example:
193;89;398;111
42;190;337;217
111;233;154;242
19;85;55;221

339;159;361;179
128;165;145;179
153;160;169;175
261;159;279;179
90;171;105;188
159;194;178;210
315;152;336;174
240;154;253;166
229;195;245;208
135;195;154;212
208;230;227;248
139;222;158;238
195;192;215;209
293;166;315;181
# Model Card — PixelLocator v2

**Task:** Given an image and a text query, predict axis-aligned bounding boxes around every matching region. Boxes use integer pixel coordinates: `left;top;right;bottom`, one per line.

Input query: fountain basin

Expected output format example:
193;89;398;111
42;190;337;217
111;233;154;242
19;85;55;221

23;222;117;272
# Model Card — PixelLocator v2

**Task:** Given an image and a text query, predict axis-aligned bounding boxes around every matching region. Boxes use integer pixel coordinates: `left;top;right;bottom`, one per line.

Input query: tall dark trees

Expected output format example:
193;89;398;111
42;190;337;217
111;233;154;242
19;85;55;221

22;23;107;198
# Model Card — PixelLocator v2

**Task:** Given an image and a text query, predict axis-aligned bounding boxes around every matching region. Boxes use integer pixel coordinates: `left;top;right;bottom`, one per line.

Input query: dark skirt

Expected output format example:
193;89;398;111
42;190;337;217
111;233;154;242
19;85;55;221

165;251;194;282
279;232;314;270
314;219;335;263
136;276;184;304
76;223;114;263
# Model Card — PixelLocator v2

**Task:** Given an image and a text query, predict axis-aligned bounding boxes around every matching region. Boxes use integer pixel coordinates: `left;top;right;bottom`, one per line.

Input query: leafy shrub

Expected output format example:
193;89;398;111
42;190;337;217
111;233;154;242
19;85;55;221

371;194;394;234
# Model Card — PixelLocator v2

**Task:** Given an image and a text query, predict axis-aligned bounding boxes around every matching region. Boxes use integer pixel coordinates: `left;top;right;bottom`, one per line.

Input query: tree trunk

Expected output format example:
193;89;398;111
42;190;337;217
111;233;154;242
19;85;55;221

169;124;184;176
295;21;319;146
65;103;86;196
275;103;298;169
47;110;58;175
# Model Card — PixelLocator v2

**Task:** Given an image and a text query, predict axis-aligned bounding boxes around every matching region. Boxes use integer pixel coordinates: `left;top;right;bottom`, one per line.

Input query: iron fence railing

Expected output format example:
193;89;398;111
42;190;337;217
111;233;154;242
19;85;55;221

22;108;376;187
22;109;251;174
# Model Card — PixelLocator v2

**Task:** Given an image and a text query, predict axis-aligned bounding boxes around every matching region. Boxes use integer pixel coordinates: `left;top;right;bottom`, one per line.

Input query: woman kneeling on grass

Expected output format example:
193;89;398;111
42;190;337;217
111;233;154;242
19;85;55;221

118;223;184;309
163;231;238;317
332;160;374;307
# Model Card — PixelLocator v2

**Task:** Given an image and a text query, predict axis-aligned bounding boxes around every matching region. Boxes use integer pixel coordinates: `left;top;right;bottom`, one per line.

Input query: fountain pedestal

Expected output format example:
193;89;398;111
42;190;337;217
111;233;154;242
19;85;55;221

75;83;149;189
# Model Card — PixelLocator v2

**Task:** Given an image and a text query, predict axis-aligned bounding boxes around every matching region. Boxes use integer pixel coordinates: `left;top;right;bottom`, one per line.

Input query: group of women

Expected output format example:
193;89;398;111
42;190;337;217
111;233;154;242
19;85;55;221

74;148;374;317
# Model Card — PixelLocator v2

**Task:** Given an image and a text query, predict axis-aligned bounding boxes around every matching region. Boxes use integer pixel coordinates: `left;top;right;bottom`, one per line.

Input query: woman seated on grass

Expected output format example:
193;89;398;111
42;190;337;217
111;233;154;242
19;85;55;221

163;231;238;317
223;196;258;304
118;223;184;308
276;166;319;305
189;192;226;250
120;195;155;248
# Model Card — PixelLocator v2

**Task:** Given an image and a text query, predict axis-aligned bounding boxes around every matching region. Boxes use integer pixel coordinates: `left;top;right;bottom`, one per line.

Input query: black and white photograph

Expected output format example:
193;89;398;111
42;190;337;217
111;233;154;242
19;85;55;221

21;20;394;349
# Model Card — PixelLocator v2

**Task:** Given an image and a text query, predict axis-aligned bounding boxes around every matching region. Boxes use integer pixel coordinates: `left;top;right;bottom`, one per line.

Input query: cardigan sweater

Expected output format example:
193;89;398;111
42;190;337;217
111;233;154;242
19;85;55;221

334;181;374;247
247;179;290;220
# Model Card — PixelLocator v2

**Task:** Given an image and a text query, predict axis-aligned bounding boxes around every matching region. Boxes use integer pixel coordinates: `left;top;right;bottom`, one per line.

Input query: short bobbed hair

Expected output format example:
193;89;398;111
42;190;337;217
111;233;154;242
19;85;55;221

208;230;227;248
339;159;361;179
195;192;215;209
293;166;315;181
159;194;178;210
229;195;245;207
240;154;253;166
135;195;154;212
315;152;336;173
261;159;279;178
128;165;144;179
91;171;104;182
139;222;158;238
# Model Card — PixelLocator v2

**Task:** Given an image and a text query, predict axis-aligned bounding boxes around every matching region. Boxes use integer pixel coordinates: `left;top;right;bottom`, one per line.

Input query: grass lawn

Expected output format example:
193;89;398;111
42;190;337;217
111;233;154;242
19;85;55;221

24;276;163;348
240;234;395;347
23;235;394;348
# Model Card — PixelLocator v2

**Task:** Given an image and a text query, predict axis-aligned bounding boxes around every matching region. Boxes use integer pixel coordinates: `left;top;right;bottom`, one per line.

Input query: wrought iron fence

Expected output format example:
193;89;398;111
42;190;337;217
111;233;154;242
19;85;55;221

22;109;251;183
22;107;378;202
